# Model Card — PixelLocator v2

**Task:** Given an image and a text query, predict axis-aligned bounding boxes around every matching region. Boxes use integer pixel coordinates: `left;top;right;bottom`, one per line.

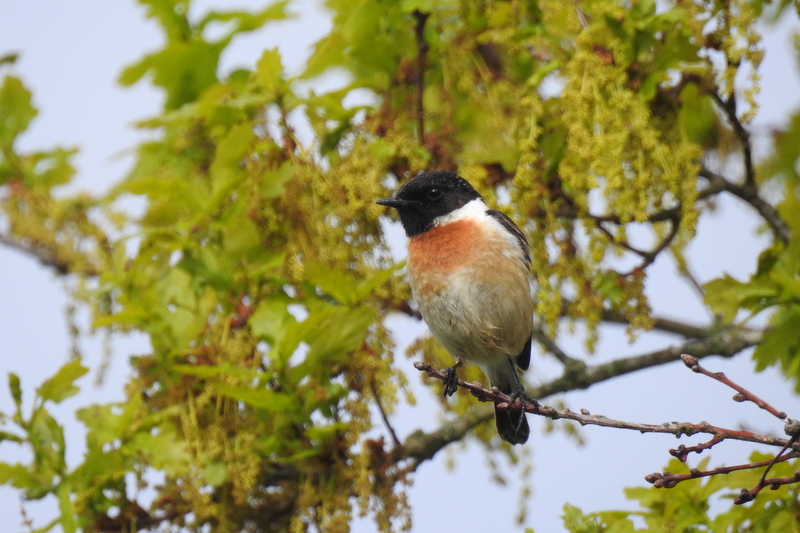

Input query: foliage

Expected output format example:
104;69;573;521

562;456;800;532
0;0;799;531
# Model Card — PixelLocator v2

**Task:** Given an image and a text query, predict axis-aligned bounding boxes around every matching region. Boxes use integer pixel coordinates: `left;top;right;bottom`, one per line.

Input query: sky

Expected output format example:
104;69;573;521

1;1;800;532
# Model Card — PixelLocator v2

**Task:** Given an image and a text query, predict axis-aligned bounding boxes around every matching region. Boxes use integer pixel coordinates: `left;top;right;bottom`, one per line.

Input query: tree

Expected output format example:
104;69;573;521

1;0;800;531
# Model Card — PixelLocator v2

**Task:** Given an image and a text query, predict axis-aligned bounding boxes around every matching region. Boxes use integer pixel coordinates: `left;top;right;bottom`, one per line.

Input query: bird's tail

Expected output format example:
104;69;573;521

488;360;530;445
495;404;529;445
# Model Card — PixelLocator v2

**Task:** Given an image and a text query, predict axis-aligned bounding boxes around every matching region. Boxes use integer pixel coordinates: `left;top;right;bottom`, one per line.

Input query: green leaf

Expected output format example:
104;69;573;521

254;48;285;97
261;161;295;198
250;298;296;345
679;83;719;146
57;482;77;533
0;462;34;487
37;358;88;404
305;263;359;305
172;364;225;379
128;425;191;477
119;40;223;110
0;75;38;148
400;0;434;13
753;306;800;389
703;274;777;323
27;147;78;189
215;383;294;412
0;431;22;444
203;461;228;487
305;263;400;305
8;372;21;412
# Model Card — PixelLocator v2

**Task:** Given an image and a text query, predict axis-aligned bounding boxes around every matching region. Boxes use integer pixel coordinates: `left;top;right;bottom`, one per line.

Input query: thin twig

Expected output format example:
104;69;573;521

699;166;790;244
681;354;787;420
709;90;755;188
669;436;725;461
736;470;800;504
371;380;401;448
412;10;429;145
645;453;798;489
531;328;579;366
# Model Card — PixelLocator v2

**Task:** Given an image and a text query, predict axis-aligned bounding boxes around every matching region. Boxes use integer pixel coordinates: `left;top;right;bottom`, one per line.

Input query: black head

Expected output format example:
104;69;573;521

376;171;483;237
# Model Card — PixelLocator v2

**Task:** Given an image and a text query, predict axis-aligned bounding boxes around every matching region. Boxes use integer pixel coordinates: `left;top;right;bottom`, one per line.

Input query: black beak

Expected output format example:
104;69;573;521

376;197;411;209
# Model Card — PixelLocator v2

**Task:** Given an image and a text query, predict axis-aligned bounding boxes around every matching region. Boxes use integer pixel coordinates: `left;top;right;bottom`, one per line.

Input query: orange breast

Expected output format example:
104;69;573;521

407;218;483;275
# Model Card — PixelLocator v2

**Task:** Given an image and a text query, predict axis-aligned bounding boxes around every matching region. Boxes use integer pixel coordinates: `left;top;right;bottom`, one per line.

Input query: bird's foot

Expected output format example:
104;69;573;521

442;361;463;397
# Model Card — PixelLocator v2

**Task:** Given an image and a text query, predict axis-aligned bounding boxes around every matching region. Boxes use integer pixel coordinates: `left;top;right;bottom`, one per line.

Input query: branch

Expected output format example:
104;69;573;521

710;90;755;188
594;215;680;277
539;175;726;226
411;361;797;451
371;380;402;448
534;326;762;398
0;232;75;275
531;328;579;366
700;166;790;244
412;10;429;145
393;325;761;468
597;307;713;338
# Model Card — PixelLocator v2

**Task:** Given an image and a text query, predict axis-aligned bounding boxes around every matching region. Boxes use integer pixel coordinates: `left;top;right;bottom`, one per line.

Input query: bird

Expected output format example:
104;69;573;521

376;170;534;445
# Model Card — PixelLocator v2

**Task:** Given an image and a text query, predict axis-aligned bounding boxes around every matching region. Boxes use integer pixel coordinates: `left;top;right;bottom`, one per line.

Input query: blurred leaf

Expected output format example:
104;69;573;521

37;358;88;404
0;431;22;444
250;298;296;345
128;425;191;477
679;83;719;147
203;461;227;486
56;483;77;533
0;462;37;490
8;372;21;414
703;274;777;323
254;48;285;97
0;75;37;148
215;383;294;412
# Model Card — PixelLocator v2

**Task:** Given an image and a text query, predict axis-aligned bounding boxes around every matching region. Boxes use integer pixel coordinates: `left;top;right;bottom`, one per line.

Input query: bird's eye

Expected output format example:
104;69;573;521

427;188;442;201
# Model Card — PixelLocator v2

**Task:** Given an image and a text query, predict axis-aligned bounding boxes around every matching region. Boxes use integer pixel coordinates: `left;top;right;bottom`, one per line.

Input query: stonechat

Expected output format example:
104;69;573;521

377;171;533;445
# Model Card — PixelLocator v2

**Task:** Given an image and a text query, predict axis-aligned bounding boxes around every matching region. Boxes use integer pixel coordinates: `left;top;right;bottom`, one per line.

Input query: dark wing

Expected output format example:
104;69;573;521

486;209;531;268
516;335;531;371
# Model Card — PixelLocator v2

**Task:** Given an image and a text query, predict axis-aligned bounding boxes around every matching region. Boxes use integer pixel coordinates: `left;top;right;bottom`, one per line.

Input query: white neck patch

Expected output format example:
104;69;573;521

433;198;488;227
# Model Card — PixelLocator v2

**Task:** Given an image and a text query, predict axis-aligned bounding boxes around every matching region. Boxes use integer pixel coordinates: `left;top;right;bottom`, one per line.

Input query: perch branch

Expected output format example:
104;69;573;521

411;361;795;451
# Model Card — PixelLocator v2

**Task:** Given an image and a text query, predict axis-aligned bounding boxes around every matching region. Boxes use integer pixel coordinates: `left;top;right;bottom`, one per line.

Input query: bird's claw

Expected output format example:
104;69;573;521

509;384;537;433
441;361;463;397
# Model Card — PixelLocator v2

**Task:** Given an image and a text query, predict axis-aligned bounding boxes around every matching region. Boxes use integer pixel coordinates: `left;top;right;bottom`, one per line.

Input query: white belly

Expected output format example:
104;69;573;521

411;262;533;373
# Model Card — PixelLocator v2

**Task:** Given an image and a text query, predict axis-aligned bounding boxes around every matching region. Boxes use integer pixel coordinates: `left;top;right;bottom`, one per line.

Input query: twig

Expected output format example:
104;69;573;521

736;471;800;504
536;176;726;226
412;361;797;450
699;166;790;244
681;354;787;420
675;261;706;300
371;380;402;448
412;10;429;145
669;436;725;461
531;328;579;366
645;453;798;489
709;90;755;188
